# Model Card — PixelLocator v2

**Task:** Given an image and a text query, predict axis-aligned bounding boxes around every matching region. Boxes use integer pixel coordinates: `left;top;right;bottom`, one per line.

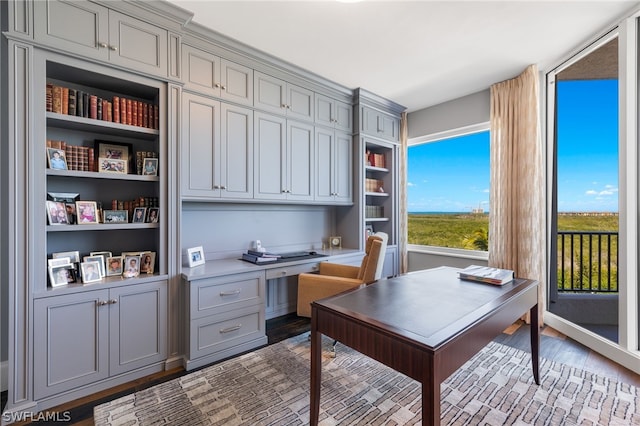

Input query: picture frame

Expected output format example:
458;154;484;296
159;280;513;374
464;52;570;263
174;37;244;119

123;255;141;278
103;210;128;223
140;251;156;274
46;147;68;170
365;224;374;237
47;192;80;224
80;261;102;283
76;201;99;224
96;140;132;172
146;207;159;223
187;246;205;267
84;255;106;278
132;207;147;223
142;157;158;176
46;200;69;225
52;250;80;263
49;264;76;287
106;256;123;276
98;157;127;174
48;257;71;267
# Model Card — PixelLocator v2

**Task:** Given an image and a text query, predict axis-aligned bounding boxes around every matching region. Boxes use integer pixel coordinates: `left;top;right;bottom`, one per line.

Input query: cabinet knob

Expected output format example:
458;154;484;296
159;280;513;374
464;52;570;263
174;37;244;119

220;185;227;190
97;300;108;306
281;104;287;108
215;83;221;88
109;299;118;305
109;45;118;52
221;85;226;90
98;42;108;48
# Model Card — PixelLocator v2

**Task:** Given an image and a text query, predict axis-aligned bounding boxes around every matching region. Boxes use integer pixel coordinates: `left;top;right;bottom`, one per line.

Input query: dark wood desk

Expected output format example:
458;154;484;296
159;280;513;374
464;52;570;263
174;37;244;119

310;266;539;426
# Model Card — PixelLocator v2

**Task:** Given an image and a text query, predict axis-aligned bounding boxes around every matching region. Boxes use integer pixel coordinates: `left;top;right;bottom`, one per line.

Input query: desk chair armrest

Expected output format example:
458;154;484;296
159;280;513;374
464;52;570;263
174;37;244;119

296;274;364;317
318;262;360;279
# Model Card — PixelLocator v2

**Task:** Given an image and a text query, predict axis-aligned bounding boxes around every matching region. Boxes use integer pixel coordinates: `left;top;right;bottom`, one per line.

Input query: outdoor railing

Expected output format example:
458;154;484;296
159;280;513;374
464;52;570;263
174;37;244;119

557;231;618;293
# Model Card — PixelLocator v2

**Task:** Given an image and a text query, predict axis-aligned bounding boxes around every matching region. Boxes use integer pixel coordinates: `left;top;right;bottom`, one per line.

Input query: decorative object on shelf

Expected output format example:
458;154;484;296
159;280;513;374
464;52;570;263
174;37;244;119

142;158;158;176
76;201;99;224
106;256;123;276
47;192;80;224
83;255;106;278
98;157;127;174
123;255;141;278
132;207;147;223
80;261;102;283
187;246;206;267
329;236;342;249
136;151;158;175
46;200;69;225
96;140;132;173
140;251;156;274
48;264;76;287
52;250;80;263
48;257;71;267
46;147;68;170
103;210;128;223
146;207;159;223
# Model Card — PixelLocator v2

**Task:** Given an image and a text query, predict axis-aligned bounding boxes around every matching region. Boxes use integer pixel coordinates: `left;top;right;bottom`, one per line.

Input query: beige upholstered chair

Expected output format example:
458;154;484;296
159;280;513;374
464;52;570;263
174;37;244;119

296;232;388;318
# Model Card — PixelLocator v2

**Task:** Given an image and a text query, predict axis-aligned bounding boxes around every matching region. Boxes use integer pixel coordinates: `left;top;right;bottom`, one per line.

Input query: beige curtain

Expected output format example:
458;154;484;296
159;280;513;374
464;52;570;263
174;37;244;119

489;65;546;324
399;112;409;274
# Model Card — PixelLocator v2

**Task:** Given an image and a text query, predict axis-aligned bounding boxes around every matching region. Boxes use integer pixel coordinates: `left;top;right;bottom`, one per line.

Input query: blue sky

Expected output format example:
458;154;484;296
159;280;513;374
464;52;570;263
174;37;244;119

407;79;618;213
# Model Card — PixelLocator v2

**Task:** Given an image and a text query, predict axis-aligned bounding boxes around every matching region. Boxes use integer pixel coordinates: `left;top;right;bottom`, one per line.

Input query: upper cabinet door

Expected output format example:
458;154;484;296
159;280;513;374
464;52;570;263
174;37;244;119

254;112;287;200
315;94;352;132
286;84;314;122
254;72;313;122
34;0;109;61
220;59;253;106
334;100;353;133
108;10;168;77
182;44;221;97
361;106;399;142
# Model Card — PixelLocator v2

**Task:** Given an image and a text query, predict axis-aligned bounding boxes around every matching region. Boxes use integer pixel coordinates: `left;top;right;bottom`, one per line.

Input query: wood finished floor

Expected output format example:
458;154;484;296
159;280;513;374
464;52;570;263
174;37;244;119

2;315;639;425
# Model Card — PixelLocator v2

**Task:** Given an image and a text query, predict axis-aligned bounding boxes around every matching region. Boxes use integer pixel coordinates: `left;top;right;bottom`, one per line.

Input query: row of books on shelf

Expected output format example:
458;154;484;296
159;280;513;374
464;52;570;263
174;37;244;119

46;139;158;175
365;178;385;193
365;205;384;218
46;193;159;225
47;249;156;287
46;83;159;130
365;150;386;168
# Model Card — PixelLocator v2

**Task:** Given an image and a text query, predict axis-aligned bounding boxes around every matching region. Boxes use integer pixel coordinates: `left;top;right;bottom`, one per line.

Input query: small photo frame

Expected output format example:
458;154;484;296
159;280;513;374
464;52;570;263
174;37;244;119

103;210;128;223
81;261;102;283
76;201;98;224
132;207;147;223
106;256;123;276
52;250;80;263
365;224;374;237
96;140;132;171
47;192;80;224
142;158;158;176
187;246;205;267
146;207;159;223
98;157;127;174
48;257;71;267
47;148;68;170
46;200;69;225
140;251;156;274
123;255;141;278
49;264;76;287
84;255;106;278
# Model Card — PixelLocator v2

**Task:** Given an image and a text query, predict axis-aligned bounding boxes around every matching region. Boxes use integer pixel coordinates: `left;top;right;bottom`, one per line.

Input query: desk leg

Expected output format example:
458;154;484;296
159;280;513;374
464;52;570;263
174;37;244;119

310;309;321;426
530;304;540;385
422;362;439;426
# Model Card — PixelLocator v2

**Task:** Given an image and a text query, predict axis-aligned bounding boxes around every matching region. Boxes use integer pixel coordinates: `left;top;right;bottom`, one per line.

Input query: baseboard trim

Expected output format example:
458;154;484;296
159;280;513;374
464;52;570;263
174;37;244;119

1;360;7;392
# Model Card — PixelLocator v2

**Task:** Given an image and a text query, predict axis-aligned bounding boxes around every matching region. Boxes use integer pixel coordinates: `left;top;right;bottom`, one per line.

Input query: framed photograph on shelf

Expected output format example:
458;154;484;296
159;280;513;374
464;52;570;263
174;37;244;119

132;207;147;223
76;201;99;224
80;261;102;283
106;256;123;276
142;158;158;176
46;200;69;225
187;246;205;267
140;251;156;274
103;210;128;223
46;148;68;170
123;254;141;278
52;250;80;263
84;255;106;278
47;192;80;223
146;207;159;223
96;140;132;172
48;257;71;267
48;264;76;287
98;157;127;174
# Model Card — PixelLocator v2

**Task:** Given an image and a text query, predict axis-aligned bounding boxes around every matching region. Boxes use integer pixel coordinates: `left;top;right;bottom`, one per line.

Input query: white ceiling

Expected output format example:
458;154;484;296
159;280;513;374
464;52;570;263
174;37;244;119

168;0;638;112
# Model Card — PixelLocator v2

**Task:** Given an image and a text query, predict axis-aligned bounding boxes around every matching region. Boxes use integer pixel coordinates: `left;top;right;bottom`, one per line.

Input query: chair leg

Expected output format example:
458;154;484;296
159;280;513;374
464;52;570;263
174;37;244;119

330;340;337;358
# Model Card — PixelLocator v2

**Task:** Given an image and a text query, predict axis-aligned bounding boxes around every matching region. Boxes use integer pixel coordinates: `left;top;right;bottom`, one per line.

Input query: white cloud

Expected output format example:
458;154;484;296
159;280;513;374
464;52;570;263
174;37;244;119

585;190;597;195
407;182;415;187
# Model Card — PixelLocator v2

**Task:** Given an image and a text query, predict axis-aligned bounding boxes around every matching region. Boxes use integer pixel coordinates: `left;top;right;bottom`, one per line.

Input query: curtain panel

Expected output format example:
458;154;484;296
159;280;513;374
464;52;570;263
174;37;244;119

399;112;409;274
489;64;546;324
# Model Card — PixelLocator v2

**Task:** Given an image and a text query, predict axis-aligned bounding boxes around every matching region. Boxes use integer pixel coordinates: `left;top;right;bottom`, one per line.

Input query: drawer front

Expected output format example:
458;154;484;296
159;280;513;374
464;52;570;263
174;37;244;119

265;262;319;280
190;271;264;318
190;305;265;359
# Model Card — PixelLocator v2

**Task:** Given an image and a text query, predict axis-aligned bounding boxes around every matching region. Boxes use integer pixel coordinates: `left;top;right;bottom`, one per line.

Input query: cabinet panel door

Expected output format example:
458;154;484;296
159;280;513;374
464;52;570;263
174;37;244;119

109;281;167;375
108;10;168;77
333;131;353;203
287;84;314;122
287;121;314;201
254;112;286;199
315;127;334;202
254;72;286;115
315;94;334;128
182;45;220;96
181;93;221;198
221;59;253;106
221;104;253;199
334;99;353;133
34;291;109;399
34;0;109;61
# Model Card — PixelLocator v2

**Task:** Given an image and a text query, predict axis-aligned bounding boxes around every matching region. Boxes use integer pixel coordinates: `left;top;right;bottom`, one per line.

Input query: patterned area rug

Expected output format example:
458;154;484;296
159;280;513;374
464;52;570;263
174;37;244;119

94;334;639;425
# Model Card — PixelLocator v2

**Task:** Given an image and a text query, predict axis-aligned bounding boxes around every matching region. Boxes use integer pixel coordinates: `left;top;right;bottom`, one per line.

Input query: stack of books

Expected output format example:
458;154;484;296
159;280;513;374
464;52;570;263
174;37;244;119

241;250;281;264
458;265;515;286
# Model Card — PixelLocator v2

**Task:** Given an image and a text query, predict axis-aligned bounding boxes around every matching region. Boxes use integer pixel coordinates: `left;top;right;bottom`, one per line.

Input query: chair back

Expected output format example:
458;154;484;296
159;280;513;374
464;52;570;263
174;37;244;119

372;232;388;280
356;233;386;284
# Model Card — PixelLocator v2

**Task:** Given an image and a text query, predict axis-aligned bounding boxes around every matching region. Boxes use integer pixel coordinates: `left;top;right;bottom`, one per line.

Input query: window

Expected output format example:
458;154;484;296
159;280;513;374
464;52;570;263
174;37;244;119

407;127;490;252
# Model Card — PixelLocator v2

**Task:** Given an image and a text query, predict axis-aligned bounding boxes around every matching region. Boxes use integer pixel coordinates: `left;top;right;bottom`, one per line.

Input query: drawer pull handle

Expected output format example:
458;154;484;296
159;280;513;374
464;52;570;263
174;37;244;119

220;324;242;333
220;290;241;296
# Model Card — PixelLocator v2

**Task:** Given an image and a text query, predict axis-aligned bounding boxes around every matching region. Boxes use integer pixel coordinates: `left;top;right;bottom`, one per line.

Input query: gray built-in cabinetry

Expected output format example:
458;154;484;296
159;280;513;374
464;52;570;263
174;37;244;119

2;0;404;416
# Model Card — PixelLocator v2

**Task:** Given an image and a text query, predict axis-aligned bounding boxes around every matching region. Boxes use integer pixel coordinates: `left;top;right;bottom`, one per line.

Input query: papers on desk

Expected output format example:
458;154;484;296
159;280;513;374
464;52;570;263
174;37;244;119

458;265;515;286
242;252;279;264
